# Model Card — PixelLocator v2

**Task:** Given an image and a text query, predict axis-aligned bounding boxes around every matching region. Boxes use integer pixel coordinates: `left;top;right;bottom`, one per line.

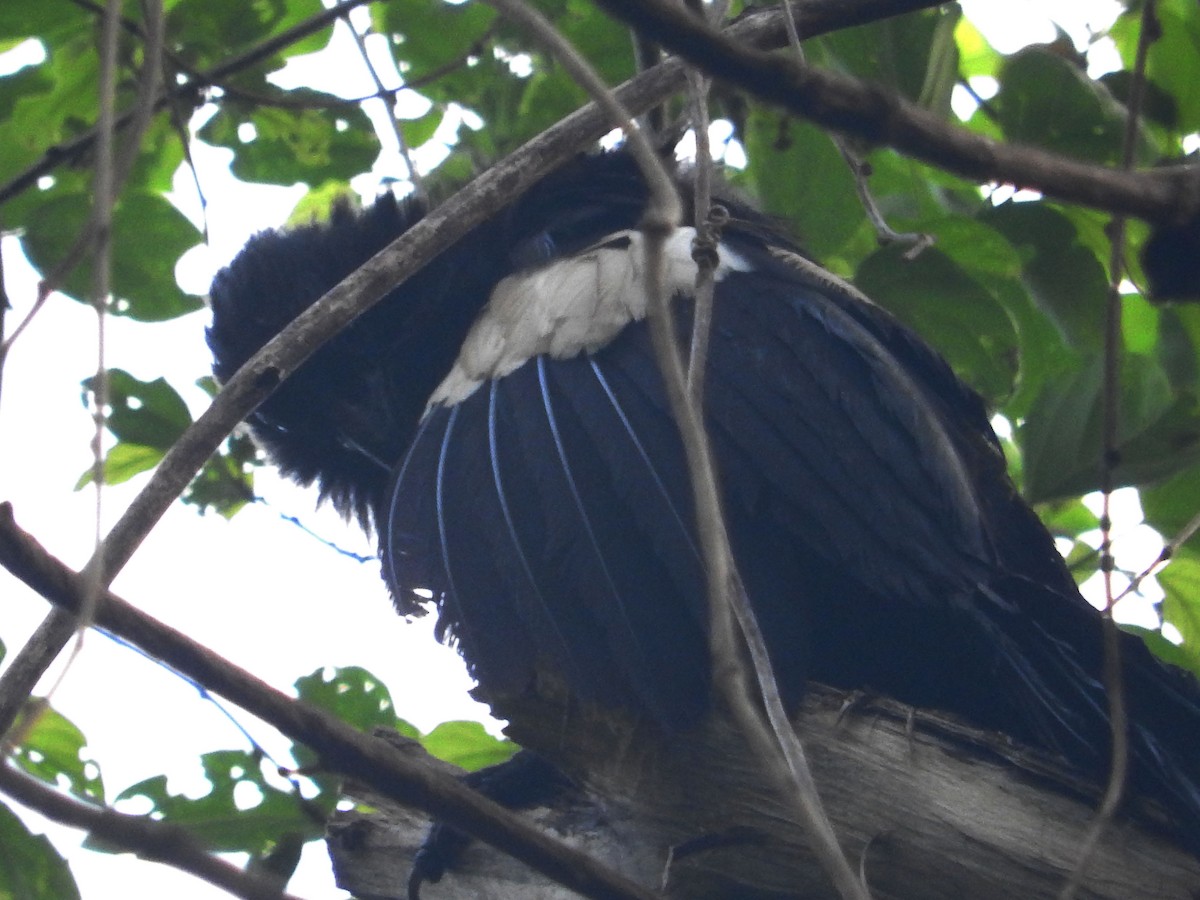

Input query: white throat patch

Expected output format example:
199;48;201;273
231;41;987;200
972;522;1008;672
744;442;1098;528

427;227;751;409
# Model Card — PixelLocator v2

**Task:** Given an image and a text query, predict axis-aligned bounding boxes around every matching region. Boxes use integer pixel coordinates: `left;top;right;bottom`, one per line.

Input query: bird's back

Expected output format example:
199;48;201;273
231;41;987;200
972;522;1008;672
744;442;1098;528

208;150;1200;857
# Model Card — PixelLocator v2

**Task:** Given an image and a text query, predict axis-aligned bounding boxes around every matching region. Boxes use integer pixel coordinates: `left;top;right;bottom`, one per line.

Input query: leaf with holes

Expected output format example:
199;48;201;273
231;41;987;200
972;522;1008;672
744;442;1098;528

111;750;324;855
10;704;104;803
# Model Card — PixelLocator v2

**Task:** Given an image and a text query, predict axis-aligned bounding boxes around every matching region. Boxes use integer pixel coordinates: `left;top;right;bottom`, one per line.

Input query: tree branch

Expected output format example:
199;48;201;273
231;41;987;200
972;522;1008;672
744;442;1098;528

340;685;1200;900
0;762;310;900
591;0;1200;224
74;0;956;665
0;503;660;900
0;0;942;212
0;0;381;210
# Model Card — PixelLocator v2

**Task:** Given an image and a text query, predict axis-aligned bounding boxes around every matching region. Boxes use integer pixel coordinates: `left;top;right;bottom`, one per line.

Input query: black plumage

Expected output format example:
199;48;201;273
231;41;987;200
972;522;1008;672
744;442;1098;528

208;151;1200;854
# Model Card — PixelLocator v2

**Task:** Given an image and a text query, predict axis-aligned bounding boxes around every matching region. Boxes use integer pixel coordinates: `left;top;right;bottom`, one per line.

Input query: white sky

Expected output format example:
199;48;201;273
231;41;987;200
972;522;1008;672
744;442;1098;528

0;2;1152;898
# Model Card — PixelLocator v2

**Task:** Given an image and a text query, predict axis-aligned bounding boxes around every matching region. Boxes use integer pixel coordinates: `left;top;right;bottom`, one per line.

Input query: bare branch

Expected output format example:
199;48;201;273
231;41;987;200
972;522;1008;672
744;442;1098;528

0;503;660;900
0;762;311;900
591;0;1200;224
1061;3;1161;896
684;64;716;401
0;0;945;867
0;223;8;413
343;12;429;202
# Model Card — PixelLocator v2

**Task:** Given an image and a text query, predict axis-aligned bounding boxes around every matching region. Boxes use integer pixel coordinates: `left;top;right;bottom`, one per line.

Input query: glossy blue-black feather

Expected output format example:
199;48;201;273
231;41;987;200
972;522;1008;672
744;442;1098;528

208;150;1200;855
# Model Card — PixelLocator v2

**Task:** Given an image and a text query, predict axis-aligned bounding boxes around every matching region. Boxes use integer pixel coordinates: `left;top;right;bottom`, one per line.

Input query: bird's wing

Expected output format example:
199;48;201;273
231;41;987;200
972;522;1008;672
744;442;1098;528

382;234;1049;727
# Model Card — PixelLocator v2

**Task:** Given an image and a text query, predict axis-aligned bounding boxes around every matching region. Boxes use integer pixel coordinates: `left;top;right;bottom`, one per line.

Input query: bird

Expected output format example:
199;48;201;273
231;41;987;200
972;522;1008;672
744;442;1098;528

208;149;1200;862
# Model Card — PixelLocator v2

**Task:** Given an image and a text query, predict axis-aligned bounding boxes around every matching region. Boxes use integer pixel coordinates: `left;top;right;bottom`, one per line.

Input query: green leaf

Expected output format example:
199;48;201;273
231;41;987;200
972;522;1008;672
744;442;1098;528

83;369;193;449
0;3;88;39
75;443;165;489
0;34;101;186
1100;69;1182;136
183;434;259;518
1122;290;1160;356
74;369;194;487
812;6;952;108
375;0;497;81
954;15;1001;80
553;0;636;86
1121;624;1200;679
113;750;324;855
1142;463;1200;551
994;47;1148;166
420;721;516;772
983;202;1110;352
10;704;104;804
1019;355;1200;502
515;69;588;137
0;63;57;184
165;0;328;71
1158;305;1200;391
399;108;445;149
855;245;1019;403
294;666;413;736
198;93;377;186
1036;497;1101;544
1111;0;1200;136
988;272;1077;422
1158;549;1200;669
16;190;202;319
0;802;80;900
125;115;189;196
742;111;862;260
291;667;417;799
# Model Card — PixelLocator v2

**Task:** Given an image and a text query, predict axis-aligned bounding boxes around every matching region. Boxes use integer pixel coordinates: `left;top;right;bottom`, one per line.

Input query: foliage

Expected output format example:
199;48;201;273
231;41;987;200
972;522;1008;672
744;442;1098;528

0;802;81;900
2;0;1200;895
99;667;509;880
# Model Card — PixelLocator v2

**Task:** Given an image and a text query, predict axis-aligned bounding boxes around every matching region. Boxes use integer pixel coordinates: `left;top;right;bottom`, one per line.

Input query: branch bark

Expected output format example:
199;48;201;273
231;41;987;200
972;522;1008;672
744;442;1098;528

0;762;310;900
592;0;1200;224
332;686;1200;900
0;0;954;778
0;503;659;900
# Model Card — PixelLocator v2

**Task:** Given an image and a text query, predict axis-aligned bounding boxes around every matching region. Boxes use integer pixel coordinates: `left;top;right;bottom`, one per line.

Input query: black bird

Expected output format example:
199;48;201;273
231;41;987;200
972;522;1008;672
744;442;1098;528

208;150;1200;858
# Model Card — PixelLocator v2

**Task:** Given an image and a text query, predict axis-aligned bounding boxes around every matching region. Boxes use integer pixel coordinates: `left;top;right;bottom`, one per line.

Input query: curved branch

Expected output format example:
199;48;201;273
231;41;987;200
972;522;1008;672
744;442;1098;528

0;763;310;900
0;503;659;900
592;0;1200;224
82;0;953;635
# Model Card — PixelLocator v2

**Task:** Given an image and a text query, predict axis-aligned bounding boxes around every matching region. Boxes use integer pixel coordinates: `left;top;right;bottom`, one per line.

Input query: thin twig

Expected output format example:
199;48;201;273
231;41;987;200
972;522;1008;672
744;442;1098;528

0;226;8;414
776;0;920;249
342;8;429;202
0;0;382;211
1115;509;1200;605
1059;3;1158;897
684;60;717;401
482;2;864;896
82;0;125;676
0;763;311;900
0;0;164;353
